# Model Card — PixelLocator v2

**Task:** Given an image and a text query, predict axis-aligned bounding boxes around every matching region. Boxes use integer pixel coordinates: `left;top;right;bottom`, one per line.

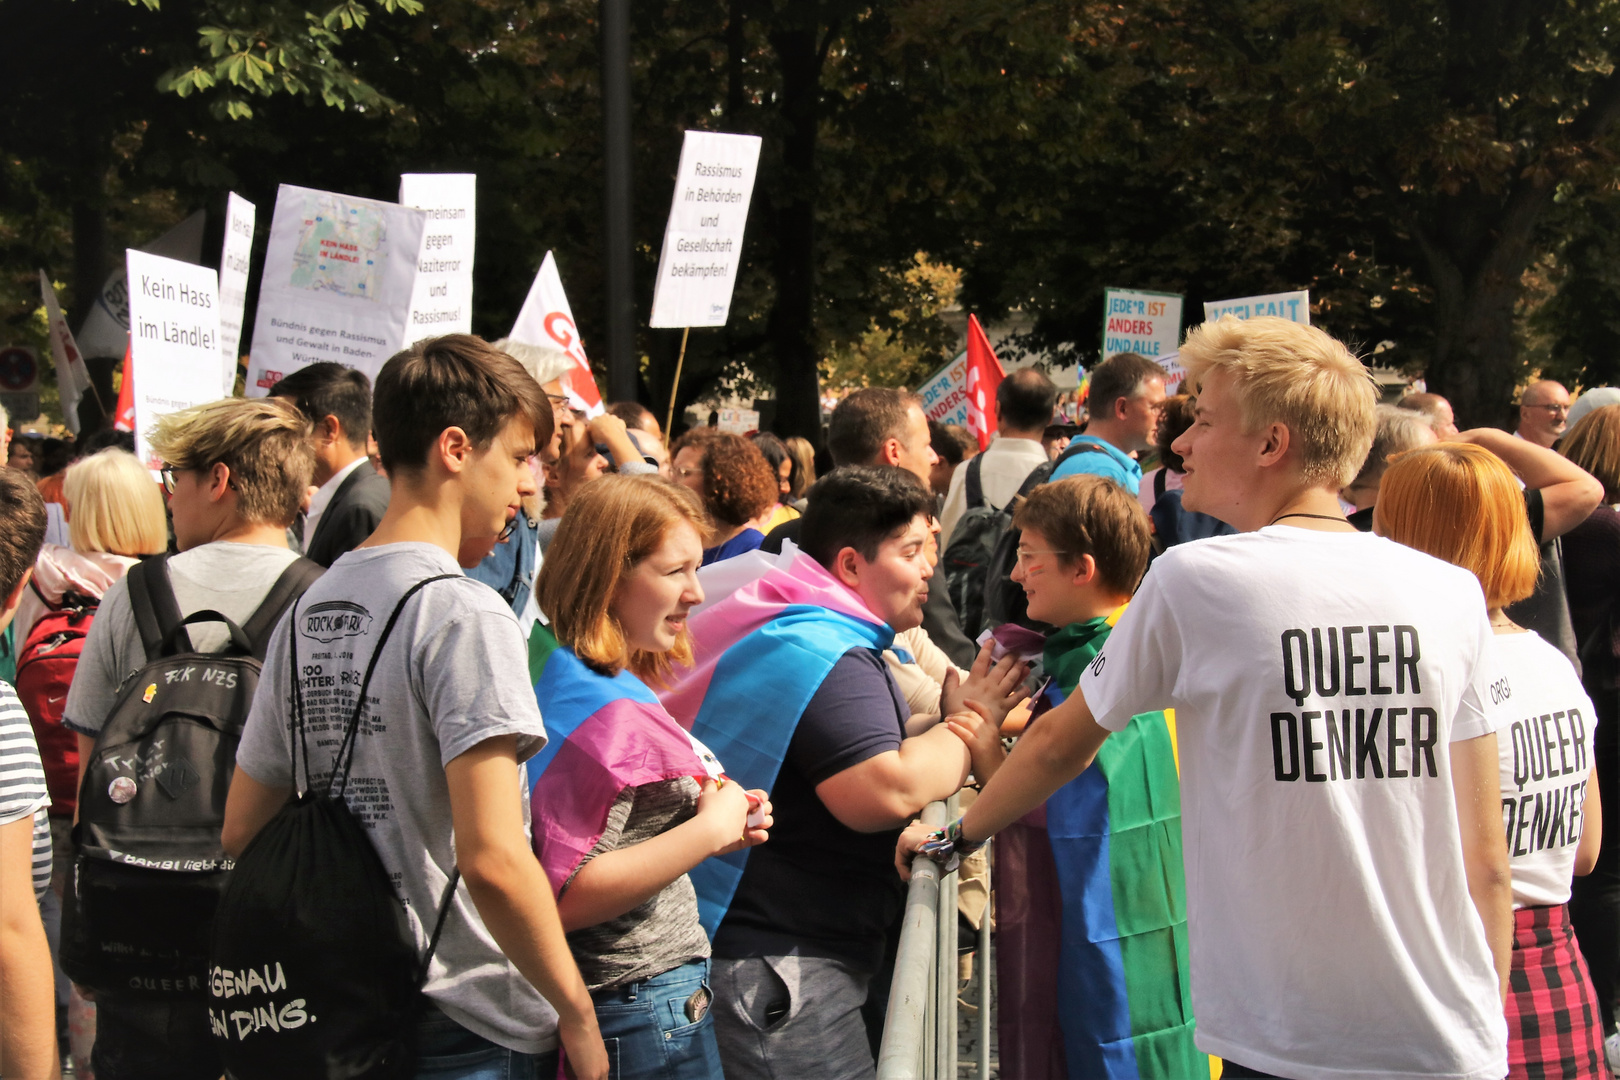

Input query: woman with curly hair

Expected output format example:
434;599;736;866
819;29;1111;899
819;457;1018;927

698;434;779;566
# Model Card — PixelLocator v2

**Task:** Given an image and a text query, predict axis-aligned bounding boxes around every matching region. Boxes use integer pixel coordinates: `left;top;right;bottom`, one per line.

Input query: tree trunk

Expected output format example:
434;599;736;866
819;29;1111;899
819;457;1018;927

765;20;824;443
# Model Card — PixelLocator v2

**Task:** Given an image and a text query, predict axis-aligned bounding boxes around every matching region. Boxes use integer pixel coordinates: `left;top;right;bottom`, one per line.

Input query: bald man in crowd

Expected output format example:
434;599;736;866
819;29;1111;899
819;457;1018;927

1516;380;1573;449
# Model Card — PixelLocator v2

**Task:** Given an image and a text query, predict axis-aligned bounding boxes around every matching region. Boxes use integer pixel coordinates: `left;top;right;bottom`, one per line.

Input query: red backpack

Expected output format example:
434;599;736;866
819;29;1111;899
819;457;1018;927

16;588;98;817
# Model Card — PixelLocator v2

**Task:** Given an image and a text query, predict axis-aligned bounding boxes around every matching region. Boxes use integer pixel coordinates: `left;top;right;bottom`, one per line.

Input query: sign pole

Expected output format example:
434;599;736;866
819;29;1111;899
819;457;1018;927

664;327;691;445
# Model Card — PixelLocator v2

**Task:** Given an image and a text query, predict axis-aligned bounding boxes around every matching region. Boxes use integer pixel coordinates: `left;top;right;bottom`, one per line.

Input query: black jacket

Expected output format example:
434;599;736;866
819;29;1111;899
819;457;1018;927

303;463;390;568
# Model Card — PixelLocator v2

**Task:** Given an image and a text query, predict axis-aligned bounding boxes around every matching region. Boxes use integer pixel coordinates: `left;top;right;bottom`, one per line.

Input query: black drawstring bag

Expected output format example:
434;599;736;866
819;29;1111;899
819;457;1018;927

208;576;459;1079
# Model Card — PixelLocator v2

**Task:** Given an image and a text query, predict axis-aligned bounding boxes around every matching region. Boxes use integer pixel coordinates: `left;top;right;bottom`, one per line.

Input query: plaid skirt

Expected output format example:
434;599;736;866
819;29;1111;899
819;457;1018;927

1508;902;1607;1079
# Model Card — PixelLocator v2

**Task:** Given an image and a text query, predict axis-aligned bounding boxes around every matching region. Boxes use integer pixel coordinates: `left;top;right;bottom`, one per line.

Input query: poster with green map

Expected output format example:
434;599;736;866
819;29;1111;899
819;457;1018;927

247;184;427;395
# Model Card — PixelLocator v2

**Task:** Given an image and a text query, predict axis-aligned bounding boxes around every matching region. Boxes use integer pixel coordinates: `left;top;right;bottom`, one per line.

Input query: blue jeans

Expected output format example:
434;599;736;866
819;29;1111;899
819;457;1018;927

592;959;723;1080
414;1006;561;1080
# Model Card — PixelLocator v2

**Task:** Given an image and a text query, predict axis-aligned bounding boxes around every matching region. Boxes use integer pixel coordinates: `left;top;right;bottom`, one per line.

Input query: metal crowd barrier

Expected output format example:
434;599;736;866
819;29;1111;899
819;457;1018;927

876;794;994;1079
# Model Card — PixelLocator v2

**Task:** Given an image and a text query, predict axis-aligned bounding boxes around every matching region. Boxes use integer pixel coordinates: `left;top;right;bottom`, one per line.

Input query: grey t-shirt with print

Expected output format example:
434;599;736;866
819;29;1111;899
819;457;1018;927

563;776;710;990
235;543;558;1053
64;542;302;736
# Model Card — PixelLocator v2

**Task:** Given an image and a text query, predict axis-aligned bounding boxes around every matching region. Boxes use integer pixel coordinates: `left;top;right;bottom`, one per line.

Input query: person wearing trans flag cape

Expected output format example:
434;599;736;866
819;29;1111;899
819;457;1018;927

525;476;771;1080
658;466;1022;1080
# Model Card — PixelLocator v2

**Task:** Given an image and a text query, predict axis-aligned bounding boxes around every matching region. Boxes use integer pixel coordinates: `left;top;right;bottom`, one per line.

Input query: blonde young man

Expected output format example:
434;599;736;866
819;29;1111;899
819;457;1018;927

902;316;1513;1080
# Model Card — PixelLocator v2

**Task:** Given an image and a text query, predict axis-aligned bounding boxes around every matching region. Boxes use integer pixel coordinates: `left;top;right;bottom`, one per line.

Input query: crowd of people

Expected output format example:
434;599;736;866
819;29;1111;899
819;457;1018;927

2;318;1620;1080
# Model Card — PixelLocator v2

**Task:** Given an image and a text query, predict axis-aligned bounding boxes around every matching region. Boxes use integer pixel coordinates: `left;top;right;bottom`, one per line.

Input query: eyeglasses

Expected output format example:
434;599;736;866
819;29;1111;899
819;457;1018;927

1013;548;1068;568
1522;402;1570;414
160;466;178;494
496;515;519;544
675;466;702;480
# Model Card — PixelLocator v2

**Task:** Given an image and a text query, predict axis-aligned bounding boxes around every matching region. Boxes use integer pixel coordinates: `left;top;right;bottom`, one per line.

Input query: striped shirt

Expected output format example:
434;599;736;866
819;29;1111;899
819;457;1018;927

0;681;51;899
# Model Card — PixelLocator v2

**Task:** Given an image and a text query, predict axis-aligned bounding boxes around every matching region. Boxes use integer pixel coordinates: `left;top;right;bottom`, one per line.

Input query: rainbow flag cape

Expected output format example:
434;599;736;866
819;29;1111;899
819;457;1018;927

1037;611;1201;1079
659;552;893;934
525;633;710;893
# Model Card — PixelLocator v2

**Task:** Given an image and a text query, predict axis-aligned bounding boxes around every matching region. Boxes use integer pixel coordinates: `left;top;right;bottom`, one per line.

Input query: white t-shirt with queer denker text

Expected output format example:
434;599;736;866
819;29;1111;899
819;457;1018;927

1492;629;1596;909
1078;527;1508;1080
236;543;557;1053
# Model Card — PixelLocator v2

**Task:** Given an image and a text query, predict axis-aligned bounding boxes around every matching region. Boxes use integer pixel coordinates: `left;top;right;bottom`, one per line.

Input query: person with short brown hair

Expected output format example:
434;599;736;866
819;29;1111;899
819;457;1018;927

1050;352;1167;492
226;335;607;1079
999;474;1201;1076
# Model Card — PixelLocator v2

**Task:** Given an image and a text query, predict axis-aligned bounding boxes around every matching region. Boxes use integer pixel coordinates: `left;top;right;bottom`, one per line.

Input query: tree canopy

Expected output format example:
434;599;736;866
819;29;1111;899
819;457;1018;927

4;0;1619;433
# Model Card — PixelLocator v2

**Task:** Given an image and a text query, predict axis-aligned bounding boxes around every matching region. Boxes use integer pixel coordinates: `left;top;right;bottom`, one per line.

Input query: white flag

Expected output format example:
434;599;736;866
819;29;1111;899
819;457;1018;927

39;271;94;434
510;252;603;415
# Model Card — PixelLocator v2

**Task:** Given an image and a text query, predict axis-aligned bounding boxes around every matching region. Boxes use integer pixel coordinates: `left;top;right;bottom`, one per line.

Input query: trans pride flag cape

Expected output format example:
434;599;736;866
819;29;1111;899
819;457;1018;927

1002;609;1204;1080
658;552;893;934
525;631;711;893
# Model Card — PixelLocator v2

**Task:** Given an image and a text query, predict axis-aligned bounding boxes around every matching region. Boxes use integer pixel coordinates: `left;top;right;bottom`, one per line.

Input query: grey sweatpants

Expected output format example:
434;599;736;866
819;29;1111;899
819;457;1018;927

711;955;876;1080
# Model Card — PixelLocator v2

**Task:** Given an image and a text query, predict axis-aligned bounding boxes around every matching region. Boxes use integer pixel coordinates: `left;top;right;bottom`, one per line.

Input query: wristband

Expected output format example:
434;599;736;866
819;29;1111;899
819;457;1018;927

917;817;984;872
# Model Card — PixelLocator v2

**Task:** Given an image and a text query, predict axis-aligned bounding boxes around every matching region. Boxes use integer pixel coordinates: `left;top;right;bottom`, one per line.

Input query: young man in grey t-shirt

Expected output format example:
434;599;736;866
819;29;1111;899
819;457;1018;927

64;396;316;1080
224;335;608;1080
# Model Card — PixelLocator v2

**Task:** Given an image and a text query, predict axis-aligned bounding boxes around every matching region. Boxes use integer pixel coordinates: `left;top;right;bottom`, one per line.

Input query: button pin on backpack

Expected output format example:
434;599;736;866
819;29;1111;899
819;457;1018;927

108;777;137;804
143;684;157;703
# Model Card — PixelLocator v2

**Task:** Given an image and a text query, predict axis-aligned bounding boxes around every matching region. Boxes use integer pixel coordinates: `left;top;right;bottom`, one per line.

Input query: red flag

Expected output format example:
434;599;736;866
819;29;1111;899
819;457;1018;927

113;342;135;433
964;314;1005;451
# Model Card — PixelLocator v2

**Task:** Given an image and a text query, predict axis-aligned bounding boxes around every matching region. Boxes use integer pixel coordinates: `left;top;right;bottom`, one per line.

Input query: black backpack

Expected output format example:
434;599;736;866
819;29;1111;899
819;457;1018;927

61;554;322;999
943;455;1053;638
208;575;460;1080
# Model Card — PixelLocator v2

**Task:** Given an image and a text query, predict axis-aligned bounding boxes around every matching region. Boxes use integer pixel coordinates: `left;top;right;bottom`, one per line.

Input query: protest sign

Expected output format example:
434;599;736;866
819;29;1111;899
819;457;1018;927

400;173;475;339
1102;288;1183;360
649;131;763;328
126;249;220;469
917;351;971;428
39;272;95;433
1157;351;1186;393
77;210;207;362
218;192;255;395
1203;290;1310;324
245;184;427;395
510;251;603;415
716;407;760;434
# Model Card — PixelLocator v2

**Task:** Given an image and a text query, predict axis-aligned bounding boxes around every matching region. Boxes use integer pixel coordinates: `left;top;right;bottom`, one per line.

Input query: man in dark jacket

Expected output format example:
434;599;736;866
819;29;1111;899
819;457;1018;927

271;363;390;567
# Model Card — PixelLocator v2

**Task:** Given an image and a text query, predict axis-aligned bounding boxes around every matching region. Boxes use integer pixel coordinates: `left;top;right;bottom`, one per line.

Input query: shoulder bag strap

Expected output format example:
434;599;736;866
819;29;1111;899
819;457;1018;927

964;454;986;510
329;574;461;799
126;555;190;660
1155;466;1168;501
240;558;325;659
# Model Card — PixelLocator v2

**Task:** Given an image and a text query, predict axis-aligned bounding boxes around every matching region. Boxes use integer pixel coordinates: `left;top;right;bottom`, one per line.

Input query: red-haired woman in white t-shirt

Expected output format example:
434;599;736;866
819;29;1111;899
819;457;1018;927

1380;442;1605;1080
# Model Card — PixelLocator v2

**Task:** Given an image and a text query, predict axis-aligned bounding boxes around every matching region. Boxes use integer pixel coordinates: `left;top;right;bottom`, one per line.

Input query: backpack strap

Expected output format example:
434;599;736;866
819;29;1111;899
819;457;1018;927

1155;466;1168;501
1015;461;1053;502
417;868;462;989
964;455;986;510
240;558;324;660
126;555;190;661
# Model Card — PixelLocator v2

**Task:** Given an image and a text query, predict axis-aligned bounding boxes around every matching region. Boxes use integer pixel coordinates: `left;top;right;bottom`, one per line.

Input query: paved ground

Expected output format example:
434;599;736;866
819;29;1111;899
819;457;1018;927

957;943;999;1079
